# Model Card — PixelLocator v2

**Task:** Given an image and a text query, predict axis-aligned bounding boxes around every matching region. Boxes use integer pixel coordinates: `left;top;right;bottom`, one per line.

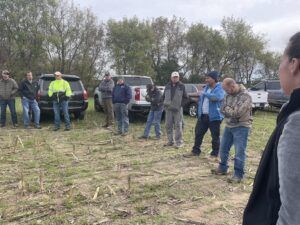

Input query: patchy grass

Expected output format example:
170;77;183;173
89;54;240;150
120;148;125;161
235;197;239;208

0;98;277;224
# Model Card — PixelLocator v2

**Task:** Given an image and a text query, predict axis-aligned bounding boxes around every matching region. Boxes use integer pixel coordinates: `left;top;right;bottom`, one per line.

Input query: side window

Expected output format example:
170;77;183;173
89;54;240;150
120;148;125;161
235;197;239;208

185;84;192;93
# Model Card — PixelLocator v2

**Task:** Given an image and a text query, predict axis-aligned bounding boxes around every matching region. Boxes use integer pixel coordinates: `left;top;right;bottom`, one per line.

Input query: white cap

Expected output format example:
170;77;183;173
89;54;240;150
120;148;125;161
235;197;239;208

171;71;179;78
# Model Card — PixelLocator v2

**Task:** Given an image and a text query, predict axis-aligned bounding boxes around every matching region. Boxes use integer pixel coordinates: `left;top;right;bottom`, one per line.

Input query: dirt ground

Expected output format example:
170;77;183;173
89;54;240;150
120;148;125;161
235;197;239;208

0;105;277;225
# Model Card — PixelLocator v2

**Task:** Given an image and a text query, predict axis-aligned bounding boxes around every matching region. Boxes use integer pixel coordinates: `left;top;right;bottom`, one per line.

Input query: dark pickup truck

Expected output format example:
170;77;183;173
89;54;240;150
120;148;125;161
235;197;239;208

251;80;289;108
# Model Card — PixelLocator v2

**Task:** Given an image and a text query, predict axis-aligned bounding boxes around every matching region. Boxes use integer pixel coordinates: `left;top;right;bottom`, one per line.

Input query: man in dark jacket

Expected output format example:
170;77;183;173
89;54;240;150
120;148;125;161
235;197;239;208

19;71;41;129
162;71;188;148
139;84;163;139
99;71;115;128
112;78;132;136
0;70;19;128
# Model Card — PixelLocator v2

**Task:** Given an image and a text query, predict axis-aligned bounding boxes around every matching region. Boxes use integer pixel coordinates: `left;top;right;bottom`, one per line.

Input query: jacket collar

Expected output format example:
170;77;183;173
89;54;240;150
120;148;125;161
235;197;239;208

277;88;300;124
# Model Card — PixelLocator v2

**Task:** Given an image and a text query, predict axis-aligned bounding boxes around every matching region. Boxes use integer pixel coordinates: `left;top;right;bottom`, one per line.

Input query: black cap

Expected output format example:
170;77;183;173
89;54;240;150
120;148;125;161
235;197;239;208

104;71;110;76
206;71;219;82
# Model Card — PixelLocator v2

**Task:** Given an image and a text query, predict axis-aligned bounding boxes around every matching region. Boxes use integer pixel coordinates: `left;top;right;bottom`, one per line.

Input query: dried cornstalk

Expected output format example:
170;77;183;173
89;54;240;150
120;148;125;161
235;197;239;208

92;187;100;200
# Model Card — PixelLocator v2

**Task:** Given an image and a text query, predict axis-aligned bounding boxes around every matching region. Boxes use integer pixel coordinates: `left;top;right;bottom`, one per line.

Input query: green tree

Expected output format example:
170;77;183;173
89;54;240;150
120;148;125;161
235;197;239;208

106;17;154;76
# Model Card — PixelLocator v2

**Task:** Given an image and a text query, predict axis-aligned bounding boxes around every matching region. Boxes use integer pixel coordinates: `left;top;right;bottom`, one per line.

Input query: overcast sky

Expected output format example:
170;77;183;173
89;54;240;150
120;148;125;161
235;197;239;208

73;0;300;52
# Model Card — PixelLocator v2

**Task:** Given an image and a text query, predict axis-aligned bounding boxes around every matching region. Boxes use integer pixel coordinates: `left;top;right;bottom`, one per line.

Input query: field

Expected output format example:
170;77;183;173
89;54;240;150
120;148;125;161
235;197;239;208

0;99;277;225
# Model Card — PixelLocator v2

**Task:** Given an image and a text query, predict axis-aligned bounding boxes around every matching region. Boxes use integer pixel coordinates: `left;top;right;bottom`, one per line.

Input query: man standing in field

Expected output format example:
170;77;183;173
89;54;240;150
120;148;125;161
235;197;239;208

112;77;132;136
19;71;41;129
162;71;188;148
186;71;225;157
99;71;115;129
211;78;252;183
0;70;19;128
48;71;72;131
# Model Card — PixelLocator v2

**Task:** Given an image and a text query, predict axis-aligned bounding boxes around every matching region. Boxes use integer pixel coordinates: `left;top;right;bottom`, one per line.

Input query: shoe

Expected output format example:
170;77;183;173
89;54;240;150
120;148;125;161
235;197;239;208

163;142;174;147
138;136;148;139
183;152;200;158
34;125;42;129
53;127;60;131
211;168;228;175
154;136;161;140
121;132;128;136
210;153;218;158
0;124;5;128
102;124;108;128
64;127;71;131
175;143;184;149
114;131;122;136
12;124;18;129
228;176;242;183
24;126;30;129
106;125;113;130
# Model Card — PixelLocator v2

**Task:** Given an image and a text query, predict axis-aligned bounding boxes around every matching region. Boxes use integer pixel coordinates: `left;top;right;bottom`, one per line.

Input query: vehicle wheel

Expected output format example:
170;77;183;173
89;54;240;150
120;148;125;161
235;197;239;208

94;96;102;112
74;111;85;120
188;103;197;117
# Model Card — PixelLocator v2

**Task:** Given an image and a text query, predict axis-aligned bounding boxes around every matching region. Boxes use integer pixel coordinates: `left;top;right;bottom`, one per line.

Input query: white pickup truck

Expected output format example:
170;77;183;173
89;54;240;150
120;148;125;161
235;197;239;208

94;75;153;119
248;89;268;110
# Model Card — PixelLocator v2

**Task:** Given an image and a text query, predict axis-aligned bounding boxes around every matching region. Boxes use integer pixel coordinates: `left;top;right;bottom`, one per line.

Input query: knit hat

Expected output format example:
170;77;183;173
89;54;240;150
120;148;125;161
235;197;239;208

104;71;110;76
206;71;219;82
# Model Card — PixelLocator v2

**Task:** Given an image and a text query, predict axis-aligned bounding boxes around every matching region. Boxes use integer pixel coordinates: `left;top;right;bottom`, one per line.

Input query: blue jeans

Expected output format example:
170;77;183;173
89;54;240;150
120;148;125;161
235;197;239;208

0;99;18;126
53;101;70;129
143;110;163;138
22;97;40;127
218;126;250;179
113;103;129;133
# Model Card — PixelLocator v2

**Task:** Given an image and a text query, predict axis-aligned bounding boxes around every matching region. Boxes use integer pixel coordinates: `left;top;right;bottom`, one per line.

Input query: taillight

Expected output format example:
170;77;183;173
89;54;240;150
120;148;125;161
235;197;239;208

134;88;140;101
83;90;88;100
36;90;41;101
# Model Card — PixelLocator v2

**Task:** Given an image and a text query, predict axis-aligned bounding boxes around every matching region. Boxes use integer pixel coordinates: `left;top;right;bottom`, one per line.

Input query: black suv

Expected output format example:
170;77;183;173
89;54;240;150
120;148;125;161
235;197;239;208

37;74;88;119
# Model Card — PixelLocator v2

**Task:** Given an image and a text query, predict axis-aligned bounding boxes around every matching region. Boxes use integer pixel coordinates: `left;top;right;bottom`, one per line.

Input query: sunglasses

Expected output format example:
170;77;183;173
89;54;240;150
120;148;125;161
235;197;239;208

2;72;10;75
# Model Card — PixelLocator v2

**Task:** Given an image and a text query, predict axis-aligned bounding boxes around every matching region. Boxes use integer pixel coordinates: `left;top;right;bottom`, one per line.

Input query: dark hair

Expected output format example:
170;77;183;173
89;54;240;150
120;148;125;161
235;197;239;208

286;32;300;60
25;71;32;77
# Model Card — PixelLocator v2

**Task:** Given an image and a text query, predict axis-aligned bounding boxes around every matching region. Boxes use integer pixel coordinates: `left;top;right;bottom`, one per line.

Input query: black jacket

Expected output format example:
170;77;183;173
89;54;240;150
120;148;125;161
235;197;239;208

19;79;39;100
145;87;163;111
243;88;300;225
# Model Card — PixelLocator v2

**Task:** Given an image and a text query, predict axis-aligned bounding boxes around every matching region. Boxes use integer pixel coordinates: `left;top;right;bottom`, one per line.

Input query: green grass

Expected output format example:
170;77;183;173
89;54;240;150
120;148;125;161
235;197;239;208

0;98;277;224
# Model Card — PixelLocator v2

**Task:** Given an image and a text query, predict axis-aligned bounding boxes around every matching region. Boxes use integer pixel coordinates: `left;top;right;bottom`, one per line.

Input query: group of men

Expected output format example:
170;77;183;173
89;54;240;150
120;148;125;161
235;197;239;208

1;68;252;182
99;70;252;182
0;70;72;131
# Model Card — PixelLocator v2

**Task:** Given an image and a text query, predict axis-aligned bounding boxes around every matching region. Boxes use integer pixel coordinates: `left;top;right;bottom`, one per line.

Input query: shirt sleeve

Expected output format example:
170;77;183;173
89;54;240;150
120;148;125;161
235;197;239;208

48;81;54;97
65;81;72;97
277;111;300;225
204;86;225;102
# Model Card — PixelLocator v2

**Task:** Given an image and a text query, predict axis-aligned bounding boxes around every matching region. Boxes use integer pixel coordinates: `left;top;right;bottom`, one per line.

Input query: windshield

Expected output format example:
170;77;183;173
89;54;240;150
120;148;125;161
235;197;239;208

112;77;153;86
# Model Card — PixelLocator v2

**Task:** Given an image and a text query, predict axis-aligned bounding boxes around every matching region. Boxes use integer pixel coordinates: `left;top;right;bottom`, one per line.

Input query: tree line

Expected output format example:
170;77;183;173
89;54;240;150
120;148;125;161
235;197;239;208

0;0;281;90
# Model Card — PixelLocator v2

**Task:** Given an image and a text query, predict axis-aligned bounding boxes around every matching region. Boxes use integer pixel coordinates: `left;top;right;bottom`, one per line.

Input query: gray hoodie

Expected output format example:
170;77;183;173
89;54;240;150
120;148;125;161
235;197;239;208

99;79;114;99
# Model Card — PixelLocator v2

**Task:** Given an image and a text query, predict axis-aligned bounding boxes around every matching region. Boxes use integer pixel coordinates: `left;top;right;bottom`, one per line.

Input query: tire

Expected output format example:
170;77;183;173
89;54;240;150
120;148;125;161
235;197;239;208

94;96;102;112
74;111;85;120
188;103;197;117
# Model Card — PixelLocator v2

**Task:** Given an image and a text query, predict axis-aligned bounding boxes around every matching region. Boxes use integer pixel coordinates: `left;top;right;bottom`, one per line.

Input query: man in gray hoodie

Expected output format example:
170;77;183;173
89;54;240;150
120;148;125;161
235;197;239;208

0;70;19;128
162;71;188;148
99;71;115;128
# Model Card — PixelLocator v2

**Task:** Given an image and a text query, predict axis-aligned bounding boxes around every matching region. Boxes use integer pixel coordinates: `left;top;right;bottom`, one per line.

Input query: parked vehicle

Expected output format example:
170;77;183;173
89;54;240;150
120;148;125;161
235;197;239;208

94;75;153;119
248;89;269;110
250;80;289;108
183;83;205;117
37;74;88;120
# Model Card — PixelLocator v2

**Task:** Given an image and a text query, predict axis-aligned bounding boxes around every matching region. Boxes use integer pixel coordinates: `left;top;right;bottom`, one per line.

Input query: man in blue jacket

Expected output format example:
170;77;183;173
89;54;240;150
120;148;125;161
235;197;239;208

187;71;225;157
112;77;132;136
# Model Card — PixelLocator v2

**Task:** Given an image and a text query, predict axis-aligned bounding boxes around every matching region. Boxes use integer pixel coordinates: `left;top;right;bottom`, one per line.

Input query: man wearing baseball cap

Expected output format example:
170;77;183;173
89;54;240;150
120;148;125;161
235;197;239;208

0;70;19;128
186;71;225;158
162;71;188;148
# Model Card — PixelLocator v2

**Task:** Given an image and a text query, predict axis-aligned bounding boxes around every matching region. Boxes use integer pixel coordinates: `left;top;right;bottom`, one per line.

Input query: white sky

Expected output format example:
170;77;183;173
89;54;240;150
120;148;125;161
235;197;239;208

73;0;300;52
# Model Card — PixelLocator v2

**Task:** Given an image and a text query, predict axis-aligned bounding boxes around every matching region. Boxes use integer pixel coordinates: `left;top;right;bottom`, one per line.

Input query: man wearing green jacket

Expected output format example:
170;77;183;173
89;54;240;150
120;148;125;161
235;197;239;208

48;71;72;131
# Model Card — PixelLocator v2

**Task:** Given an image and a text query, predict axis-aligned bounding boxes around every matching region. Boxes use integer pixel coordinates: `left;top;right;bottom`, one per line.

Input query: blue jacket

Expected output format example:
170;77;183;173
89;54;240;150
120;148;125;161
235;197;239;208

197;82;225;121
112;83;132;104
